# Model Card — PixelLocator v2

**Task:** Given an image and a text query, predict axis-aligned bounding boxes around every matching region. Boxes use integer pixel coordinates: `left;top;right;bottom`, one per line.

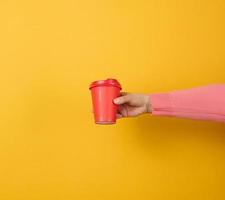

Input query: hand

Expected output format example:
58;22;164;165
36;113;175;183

113;92;152;119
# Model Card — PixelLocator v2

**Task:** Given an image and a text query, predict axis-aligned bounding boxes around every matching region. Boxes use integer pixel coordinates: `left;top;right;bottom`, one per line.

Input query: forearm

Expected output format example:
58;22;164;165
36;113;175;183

149;84;225;123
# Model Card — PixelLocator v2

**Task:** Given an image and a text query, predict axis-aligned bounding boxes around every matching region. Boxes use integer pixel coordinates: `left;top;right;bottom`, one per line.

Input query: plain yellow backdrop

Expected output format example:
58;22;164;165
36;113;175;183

0;0;225;199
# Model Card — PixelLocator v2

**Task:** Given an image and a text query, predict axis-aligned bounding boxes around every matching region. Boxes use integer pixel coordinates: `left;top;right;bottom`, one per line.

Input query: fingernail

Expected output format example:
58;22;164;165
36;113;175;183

114;98;120;104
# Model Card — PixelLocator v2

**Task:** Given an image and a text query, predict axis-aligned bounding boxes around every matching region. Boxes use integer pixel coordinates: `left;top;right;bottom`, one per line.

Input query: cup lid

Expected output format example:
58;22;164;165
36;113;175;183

89;78;122;89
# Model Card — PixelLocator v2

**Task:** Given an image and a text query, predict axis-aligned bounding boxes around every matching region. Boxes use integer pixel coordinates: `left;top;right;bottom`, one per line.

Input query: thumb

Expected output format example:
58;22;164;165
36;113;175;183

113;94;130;105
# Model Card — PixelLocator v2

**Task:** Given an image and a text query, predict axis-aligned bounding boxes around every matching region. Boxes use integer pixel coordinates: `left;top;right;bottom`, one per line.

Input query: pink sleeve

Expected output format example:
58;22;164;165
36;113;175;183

150;84;225;123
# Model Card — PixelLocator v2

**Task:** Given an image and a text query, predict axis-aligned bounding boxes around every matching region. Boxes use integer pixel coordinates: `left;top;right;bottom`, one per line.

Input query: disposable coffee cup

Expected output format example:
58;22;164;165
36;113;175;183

89;78;122;124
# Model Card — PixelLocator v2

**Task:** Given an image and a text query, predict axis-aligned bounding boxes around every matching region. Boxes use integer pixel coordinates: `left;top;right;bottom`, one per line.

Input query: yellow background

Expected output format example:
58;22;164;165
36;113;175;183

0;0;225;199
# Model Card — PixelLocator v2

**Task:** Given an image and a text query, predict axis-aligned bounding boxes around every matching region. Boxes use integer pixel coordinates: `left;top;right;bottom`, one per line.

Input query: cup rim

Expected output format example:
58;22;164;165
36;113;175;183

89;78;122;90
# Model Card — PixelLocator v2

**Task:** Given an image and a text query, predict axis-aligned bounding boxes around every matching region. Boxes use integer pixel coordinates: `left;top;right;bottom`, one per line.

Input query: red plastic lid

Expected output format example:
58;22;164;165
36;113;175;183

89;78;122;89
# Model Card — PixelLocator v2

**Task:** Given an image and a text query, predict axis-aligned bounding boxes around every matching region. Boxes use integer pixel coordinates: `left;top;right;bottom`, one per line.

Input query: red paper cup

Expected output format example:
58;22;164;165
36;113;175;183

89;78;122;124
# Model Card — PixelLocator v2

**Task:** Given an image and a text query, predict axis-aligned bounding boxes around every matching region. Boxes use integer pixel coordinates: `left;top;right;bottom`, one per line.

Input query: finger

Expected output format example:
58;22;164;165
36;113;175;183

118;104;128;117
113;94;131;105
113;92;129;105
117;106;122;116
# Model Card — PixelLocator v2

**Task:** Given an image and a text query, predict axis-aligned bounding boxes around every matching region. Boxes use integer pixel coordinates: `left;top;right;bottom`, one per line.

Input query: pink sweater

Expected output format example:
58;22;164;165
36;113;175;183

150;84;225;123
